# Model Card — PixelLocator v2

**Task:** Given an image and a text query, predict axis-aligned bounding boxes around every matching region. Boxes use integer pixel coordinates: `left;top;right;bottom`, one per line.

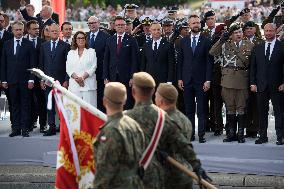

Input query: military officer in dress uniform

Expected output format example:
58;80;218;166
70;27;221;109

155;83;193;189
202;10;217;38
173;18;190;114
243;21;264;138
167;6;178;23
124;4;140;29
209;24;254;143
135;16;153;50
161;17;174;42
93;82;145;189
125;17;134;35
125;72;211;189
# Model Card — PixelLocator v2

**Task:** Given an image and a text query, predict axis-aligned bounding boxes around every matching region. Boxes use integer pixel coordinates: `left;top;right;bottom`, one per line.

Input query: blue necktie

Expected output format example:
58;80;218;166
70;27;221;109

51;41;56;58
32;38;36;48
16;40;20;56
192;36;197;54
89;33;95;48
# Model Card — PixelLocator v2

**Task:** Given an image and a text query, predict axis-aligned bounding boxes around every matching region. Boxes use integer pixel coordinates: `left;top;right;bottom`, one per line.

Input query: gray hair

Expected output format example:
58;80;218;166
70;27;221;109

42;5;53;16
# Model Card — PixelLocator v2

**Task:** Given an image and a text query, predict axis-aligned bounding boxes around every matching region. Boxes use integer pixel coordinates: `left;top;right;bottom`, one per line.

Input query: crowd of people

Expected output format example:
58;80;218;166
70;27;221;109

0;0;284;188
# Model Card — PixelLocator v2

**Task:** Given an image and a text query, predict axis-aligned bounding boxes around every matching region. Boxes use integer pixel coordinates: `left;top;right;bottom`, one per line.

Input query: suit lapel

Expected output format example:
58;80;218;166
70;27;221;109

53;40;61;60
94;31;101;49
157;38;165;56
193;35;202;55
270;40;279;63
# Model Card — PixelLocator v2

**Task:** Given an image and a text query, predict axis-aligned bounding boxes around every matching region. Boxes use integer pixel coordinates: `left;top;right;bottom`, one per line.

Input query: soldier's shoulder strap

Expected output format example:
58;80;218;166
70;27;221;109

139;108;166;171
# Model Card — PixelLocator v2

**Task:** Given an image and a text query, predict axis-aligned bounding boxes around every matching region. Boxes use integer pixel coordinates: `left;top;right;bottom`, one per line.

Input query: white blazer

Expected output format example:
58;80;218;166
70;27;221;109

66;48;97;92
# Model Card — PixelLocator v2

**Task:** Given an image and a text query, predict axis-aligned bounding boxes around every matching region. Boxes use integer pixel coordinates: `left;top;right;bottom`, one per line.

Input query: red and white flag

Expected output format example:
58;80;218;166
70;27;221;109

51;87;106;189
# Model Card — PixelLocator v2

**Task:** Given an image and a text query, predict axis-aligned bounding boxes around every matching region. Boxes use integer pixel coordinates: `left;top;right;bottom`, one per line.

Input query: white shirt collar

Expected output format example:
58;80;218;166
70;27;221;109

14;37;23;43
152;37;162;50
117;32;126;38
191;32;200;40
63;37;71;42
29;35;37;41
51;38;59;43
265;38;277;60
91;30;99;36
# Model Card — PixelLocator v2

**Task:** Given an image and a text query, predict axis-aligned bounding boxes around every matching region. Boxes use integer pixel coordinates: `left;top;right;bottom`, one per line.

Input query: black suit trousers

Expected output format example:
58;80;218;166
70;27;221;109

31;82;47;126
45;87;56;126
184;82;207;136
257;88;284;139
115;73;134;110
96;79;105;113
8;83;31;131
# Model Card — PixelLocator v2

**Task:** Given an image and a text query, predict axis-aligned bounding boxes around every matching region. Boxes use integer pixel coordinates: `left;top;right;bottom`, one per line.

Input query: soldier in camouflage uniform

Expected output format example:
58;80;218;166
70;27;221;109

93;82;145;189
243;21;264;138
125;72;211;189
209;24;254;143
155;83;193;189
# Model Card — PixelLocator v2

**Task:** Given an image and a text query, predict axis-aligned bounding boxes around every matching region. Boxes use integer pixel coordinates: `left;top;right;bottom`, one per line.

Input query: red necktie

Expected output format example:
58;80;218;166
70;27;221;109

117;35;122;56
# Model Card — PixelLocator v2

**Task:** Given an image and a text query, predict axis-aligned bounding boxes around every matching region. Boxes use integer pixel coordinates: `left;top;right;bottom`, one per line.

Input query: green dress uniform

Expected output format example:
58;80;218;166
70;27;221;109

164;108;193;189
125;101;200;189
93;112;145;189
209;38;254;142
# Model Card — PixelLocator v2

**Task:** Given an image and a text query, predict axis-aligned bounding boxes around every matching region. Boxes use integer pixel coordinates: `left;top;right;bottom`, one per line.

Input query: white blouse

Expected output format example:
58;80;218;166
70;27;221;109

66;48;97;92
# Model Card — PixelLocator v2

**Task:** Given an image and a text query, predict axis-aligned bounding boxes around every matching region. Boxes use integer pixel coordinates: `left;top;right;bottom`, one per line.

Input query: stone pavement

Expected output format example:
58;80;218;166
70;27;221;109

0;165;283;189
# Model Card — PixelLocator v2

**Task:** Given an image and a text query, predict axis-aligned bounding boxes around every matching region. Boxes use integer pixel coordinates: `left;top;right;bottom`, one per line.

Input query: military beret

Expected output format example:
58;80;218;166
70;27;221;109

229;23;241;35
157;83;178;102
243;21;256;29
161;17;174;26
124;4;139;10
240;8;250;16
104;82;127;105
204;10;215;19
133;72;156;89
215;23;227;34
168;6;179;14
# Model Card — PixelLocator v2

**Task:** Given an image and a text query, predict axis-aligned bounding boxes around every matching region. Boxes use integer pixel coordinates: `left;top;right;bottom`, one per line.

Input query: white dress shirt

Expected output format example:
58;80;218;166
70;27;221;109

265;38;276;60
63;37;72;45
191;32;200;47
152;37;162;50
14;37;23;55
50;38;59;51
116;32;126;44
28;35;37;47
0;29;4;39
90;30;99;42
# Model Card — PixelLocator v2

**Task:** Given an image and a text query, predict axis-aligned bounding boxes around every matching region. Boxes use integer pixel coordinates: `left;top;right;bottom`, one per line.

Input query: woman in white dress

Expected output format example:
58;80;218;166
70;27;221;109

66;31;97;107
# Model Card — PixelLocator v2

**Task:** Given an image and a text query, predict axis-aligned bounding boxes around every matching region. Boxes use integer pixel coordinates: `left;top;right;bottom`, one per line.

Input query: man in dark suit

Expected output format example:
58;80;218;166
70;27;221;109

177;15;213;143
103;16;139;109
0;13;13;125
87;16;110;112
1;21;36;137
141;22;174;85
26;20;47;133
250;23;284;145
39;23;70;136
19;0;59;24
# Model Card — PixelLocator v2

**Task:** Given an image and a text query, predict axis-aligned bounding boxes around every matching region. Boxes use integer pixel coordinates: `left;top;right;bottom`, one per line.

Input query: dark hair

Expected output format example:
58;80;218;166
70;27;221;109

61;21;73;31
114;16;125;22
26;20;39;30
71;31;88;50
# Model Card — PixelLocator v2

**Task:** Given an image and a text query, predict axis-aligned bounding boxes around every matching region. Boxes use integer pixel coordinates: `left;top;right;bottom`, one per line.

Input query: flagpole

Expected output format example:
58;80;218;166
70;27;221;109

28;68;107;121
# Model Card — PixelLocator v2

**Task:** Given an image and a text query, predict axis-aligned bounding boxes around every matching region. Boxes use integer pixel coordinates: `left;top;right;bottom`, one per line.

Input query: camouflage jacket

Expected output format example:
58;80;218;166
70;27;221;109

93;112;145;189
164;108;193;189
125;101;199;189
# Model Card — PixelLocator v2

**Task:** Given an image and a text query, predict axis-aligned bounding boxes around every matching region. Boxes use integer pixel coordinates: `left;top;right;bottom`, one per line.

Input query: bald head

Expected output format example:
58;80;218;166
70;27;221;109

264;23;276;42
88;16;100;32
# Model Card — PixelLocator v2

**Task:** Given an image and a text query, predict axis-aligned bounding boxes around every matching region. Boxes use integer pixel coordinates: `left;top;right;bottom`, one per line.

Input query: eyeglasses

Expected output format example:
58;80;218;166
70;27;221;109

76;37;85;40
87;22;97;25
115;24;126;27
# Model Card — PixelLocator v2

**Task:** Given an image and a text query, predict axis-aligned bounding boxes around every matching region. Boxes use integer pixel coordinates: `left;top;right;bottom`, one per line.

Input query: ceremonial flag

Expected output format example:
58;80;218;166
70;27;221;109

52;86;106;189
